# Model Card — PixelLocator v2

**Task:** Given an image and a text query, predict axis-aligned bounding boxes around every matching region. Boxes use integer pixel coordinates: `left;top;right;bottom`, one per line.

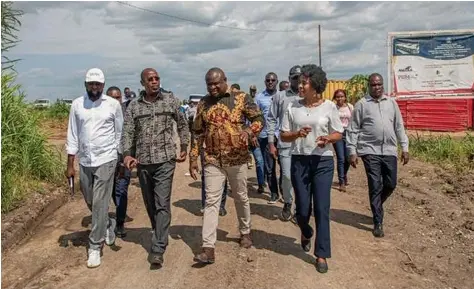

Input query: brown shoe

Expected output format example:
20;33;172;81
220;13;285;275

194;247;215;264
240;234;253;248
339;184;346;192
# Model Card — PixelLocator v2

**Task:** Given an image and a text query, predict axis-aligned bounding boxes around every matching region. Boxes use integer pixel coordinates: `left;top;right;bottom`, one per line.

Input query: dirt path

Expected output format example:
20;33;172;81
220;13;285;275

2;153;473;288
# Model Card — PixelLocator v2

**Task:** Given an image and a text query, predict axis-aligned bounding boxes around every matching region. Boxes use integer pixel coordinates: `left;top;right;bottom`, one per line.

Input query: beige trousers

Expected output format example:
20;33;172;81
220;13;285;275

202;164;251;248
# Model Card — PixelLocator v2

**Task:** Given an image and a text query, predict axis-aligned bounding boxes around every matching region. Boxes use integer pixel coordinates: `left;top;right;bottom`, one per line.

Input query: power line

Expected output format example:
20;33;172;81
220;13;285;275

116;1;309;33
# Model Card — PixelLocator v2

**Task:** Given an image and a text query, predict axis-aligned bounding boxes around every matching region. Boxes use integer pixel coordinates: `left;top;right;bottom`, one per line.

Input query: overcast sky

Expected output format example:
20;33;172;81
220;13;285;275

9;1;474;101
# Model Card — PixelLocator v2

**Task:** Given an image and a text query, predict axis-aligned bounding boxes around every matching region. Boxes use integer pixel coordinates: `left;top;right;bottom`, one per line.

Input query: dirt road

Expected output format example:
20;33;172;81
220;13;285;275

2;151;473;289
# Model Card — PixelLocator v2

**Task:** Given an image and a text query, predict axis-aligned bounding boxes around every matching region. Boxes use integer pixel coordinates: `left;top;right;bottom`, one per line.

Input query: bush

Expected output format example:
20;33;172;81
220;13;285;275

1;73;64;213
47;100;70;120
409;133;474;172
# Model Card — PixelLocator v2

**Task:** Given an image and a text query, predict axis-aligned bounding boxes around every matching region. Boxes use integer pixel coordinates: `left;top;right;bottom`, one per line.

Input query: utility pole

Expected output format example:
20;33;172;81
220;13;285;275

318;25;322;67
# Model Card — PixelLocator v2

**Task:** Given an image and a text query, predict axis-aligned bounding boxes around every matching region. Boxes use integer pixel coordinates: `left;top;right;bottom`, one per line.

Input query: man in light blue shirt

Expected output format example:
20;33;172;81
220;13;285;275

267;65;301;221
255;72;280;204
346;73;409;238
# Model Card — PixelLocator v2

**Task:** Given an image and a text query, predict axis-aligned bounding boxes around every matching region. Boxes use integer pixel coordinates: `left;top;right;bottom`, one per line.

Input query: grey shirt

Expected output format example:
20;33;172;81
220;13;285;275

267;88;301;148
346;94;409;157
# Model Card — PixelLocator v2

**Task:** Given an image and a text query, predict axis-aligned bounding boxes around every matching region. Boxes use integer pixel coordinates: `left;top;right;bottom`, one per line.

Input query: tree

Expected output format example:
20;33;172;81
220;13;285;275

345;74;369;104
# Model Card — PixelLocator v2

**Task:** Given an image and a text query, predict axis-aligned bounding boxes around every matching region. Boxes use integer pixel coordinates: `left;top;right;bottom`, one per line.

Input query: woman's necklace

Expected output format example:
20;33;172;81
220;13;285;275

303;97;323;116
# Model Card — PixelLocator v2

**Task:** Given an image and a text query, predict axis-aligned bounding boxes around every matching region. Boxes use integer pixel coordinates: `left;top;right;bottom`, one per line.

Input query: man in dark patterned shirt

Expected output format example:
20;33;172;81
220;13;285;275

122;68;189;266
190;67;264;264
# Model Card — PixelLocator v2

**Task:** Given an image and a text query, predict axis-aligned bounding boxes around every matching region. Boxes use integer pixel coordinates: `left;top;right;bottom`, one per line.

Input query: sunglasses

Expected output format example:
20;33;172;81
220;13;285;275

86;82;103;86
265;79;277;83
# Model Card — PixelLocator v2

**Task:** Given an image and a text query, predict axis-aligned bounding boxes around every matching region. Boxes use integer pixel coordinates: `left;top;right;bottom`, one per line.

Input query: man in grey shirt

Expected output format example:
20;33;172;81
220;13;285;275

267;65;302;221
346;73;409;238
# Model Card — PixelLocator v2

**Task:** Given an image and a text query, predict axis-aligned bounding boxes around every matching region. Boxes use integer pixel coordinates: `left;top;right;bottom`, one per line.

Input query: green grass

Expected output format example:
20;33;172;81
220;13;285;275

1;73;64;213
46;100;70;120
409;133;474;172
30;100;70;122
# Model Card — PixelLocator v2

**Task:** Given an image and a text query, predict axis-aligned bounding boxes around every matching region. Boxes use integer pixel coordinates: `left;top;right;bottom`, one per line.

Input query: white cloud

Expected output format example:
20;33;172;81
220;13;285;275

9;1;474;100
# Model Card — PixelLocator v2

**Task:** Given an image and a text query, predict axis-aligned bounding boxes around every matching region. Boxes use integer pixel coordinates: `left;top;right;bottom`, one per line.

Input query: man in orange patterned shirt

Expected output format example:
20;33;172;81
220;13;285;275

189;67;264;264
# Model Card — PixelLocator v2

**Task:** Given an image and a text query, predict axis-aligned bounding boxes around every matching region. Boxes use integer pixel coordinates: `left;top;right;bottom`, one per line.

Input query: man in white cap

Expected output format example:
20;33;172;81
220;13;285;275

66;68;124;268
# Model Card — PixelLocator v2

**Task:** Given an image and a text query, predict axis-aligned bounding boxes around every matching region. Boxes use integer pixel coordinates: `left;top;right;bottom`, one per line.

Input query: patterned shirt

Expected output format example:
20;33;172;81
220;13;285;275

121;88;189;165
189;89;264;168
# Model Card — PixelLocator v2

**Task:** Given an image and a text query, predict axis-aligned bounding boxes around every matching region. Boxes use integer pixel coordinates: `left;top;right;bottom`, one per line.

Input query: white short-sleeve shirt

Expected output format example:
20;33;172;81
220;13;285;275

281;99;344;156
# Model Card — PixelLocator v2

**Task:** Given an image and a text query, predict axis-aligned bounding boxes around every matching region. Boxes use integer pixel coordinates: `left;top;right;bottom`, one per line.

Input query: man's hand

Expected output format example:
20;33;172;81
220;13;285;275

401;152;409;165
176;151;187;163
240;130;250;144
269;143;278;160
124;156;139;170
350;154;358;168
298;126;312;138
189;160;199;180
316;136;330;148
250;136;259;148
65;165;75;179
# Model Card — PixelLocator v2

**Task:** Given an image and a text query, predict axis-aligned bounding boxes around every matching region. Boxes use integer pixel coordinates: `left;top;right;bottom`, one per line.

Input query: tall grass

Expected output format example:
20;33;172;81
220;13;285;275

1;72;64;213
409;133;474;172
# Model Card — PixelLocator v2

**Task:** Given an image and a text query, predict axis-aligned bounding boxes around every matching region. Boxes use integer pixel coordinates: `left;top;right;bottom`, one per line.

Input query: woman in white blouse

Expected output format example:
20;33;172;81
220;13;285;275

280;64;343;273
332;89;354;192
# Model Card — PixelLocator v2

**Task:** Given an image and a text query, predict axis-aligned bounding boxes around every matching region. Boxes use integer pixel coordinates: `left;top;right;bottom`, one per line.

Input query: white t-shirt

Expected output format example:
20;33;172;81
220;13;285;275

281;99;344;156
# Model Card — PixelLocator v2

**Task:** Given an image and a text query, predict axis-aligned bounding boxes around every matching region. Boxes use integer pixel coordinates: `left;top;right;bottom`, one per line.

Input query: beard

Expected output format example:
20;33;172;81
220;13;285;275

87;89;102;99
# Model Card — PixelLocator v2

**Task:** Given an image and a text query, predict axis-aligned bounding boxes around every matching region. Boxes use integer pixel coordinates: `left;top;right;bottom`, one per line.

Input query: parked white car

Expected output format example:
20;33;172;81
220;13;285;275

33;98;51;109
61;99;73;107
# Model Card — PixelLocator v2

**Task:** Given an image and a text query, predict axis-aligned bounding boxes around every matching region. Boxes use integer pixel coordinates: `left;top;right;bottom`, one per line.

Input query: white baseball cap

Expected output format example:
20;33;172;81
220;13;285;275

85;68;105;83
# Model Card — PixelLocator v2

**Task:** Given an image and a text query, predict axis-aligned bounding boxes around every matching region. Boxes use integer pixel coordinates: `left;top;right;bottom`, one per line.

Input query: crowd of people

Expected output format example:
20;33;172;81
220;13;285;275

65;64;409;273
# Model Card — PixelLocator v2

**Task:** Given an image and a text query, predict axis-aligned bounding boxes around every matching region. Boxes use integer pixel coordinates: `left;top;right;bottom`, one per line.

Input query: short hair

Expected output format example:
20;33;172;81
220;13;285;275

300;64;327;94
332;89;347;100
231;83;240;90
369;73;383;82
279;80;289;91
265;72;278;79
124;87;130;91
107;86;121;94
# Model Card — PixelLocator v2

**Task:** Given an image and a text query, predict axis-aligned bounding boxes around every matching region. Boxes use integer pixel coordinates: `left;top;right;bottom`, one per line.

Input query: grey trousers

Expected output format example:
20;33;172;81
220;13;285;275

80;159;117;250
137;160;176;254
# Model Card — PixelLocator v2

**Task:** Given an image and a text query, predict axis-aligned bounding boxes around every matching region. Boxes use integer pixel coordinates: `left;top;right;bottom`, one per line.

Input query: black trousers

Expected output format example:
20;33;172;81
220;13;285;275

137;160;176;254
361;155;397;225
291;155;333;258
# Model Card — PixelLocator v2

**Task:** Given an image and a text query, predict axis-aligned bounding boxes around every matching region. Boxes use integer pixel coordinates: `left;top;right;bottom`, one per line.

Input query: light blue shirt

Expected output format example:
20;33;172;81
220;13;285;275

255;89;278;139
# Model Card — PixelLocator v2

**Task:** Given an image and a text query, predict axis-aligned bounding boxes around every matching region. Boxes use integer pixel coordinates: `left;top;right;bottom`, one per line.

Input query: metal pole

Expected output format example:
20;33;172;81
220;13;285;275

318;25;322;67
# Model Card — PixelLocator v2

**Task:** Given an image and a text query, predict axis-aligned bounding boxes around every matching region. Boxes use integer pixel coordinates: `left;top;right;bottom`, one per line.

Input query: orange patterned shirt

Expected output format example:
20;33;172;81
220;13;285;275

189;90;264;168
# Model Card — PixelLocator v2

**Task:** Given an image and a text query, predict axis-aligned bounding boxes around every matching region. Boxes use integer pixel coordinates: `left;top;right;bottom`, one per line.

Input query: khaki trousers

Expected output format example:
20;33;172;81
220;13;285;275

202;164;251;248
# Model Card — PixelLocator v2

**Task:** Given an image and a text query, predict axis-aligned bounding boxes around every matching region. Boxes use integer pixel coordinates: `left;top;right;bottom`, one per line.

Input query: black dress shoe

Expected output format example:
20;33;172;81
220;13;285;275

373;223;385;238
316;260;328;273
301;234;311;252
148;252;164;265
115;224;127;238
219;207;227;216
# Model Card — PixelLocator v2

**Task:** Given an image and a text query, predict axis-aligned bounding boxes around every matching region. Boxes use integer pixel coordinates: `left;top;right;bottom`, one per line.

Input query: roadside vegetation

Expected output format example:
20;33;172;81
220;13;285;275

409;133;474;172
1;2;64;213
33;100;71;121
